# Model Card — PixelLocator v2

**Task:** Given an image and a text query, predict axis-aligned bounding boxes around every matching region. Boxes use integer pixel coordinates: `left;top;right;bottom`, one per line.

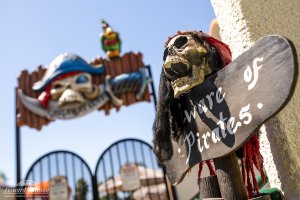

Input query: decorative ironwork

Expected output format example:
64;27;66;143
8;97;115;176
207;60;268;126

23;139;172;200
24;150;95;200
95;138;170;200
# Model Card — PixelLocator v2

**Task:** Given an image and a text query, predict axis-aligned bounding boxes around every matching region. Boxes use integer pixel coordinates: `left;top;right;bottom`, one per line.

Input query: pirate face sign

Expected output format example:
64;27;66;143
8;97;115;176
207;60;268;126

33;53;103;109
18;53;107;120
163;32;228;98
49;72;99;107
19;53;151;120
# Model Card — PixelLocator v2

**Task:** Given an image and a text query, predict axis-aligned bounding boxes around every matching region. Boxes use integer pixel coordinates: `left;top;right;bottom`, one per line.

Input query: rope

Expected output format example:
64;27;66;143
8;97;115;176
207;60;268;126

198;160;215;179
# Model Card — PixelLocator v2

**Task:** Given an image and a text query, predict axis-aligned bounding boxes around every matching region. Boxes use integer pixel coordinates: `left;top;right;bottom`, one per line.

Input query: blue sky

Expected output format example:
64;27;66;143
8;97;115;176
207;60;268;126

0;0;216;185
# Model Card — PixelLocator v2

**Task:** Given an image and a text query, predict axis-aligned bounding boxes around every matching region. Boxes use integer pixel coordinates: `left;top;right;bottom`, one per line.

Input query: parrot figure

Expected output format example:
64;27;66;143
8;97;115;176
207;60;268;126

100;20;121;59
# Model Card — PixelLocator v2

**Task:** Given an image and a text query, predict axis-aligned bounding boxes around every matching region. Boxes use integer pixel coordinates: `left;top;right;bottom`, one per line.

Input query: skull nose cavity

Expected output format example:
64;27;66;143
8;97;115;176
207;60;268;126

66;83;71;89
164;67;178;80
170;62;189;76
164;62;190;80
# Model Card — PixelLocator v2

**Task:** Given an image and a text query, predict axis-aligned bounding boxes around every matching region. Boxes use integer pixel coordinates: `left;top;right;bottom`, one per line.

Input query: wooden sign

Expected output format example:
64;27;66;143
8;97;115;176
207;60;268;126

16;52;151;130
49;176;69;200
164;35;297;185
120;164;141;191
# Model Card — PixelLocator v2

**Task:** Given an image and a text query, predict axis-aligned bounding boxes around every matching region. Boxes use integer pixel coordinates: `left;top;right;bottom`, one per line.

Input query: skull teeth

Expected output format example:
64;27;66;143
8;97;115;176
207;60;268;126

58;89;85;106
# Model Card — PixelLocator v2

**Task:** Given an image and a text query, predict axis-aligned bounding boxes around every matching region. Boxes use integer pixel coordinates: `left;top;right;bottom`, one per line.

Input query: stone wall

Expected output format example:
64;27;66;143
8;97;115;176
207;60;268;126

210;0;300;199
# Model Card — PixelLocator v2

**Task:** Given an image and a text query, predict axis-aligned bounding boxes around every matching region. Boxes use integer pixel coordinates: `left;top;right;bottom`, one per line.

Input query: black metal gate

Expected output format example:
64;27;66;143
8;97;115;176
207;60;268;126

94;138;170;200
24;150;95;200
23;139;171;200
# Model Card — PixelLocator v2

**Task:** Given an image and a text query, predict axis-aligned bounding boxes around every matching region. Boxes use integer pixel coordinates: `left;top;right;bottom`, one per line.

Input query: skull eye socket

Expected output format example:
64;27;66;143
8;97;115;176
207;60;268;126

76;75;89;84
163;48;169;61
174;36;188;48
52;83;63;89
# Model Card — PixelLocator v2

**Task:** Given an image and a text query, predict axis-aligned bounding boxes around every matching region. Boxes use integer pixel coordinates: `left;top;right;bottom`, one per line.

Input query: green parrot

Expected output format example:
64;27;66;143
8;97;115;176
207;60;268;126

100;20;121;59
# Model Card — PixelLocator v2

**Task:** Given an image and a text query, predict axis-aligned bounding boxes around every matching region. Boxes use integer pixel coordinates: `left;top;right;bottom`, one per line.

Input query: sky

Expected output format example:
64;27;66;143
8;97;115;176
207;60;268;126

0;0;216;186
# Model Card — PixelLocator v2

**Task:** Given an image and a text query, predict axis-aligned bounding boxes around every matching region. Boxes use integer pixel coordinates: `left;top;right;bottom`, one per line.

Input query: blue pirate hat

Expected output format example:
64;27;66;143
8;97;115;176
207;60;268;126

33;53;105;92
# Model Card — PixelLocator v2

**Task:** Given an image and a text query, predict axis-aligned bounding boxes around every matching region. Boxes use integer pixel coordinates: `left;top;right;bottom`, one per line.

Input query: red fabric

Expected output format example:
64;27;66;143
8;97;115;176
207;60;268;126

38;90;51;108
198;162;204;179
37;71;82;108
252;134;266;183
104;39;119;46
243;143;252;198
205;36;232;67
241;134;265;198
198;160;215;179
206;160;216;176
164;31;232;68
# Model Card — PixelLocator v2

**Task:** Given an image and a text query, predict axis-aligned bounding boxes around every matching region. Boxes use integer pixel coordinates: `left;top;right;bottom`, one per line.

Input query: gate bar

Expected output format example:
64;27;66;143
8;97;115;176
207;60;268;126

146;65;157;108
15;88;21;184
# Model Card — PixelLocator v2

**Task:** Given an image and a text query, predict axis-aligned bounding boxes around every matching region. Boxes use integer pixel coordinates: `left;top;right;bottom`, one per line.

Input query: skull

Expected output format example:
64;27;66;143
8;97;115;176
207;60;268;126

163;33;221;98
50;72;100;107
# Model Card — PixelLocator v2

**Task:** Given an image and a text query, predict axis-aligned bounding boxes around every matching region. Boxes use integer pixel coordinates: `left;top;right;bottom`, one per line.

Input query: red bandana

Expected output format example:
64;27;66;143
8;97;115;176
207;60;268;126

165;31;232;68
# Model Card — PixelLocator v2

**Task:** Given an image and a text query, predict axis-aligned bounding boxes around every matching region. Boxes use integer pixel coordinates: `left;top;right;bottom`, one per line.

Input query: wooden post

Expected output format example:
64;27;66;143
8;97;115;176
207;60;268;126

214;153;248;200
198;175;222;199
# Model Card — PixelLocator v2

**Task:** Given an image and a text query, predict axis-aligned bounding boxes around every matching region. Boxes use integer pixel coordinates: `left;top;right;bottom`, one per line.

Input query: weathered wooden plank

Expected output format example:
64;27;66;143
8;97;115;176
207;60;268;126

103;59;112;115
25;74;33;128
36;66;49;129
20;71;28;127
17;71;26;126
114;56;127;108
123;53;135;105
120;55;130;106
31;71;39;129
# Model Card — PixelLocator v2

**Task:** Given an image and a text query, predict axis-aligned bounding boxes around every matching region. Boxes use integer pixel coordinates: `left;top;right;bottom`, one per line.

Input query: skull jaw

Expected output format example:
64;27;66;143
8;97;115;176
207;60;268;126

171;65;206;98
